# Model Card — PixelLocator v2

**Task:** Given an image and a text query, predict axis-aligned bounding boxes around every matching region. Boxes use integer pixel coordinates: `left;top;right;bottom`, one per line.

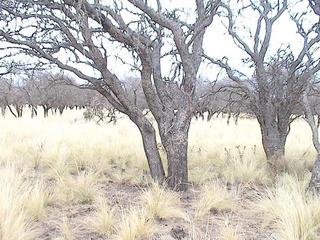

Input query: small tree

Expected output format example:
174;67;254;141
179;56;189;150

0;0;221;190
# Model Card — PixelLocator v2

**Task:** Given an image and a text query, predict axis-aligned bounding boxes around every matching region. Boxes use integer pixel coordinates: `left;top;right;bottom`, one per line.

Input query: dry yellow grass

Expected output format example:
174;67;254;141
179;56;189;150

88;197;116;235
194;180;236;219
53;171;101;204
55;217;76;240
115;208;158;240
255;173;320;240
140;183;188;220
0;166;39;240
0;109;318;239
219;218;240;240
24;179;50;219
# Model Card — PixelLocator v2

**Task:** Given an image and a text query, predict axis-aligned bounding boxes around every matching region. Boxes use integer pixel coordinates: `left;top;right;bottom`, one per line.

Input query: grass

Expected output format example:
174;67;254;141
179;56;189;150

24;179;50;219
53;171;100;204
194;180;236;219
255;173;320;240
55;217;76;240
115;208;158;240
88;197;116;235
0;109;319;239
140;183;188;220
219;218;240;240
0;167;39;240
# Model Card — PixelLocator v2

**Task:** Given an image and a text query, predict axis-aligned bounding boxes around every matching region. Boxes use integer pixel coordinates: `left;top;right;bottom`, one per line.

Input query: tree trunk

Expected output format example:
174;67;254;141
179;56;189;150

308;155;320;194
7;105;17;118
31;106;37;118
257;105;289;162
0;105;6;117
59;106;65;115
15;105;23;118
43;106;49;118
136;118;165;183
260;125;286;160
160;118;191;191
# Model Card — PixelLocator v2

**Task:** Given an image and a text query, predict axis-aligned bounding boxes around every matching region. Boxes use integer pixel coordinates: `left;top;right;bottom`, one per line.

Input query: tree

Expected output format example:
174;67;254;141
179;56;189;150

300;0;320;193
309;0;320;15
0;77;26;118
301;76;320;193
0;0;221;190
205;0;320;162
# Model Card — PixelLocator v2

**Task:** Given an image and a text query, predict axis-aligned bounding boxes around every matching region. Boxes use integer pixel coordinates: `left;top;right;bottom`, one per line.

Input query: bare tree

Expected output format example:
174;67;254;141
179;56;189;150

205;0;320;163
0;0;221;190
0;77;26;118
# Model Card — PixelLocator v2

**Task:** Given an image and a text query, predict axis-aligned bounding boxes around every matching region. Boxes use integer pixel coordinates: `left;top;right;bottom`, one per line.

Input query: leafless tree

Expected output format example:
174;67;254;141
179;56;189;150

0;0;221;190
205;0;320;163
0;77;26;117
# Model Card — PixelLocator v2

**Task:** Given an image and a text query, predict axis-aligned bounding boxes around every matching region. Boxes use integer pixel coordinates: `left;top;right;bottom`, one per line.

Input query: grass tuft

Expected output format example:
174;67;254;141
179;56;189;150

115;208;158;240
141;183;188;220
194;180;235;219
88;197;116;235
255;173;320;240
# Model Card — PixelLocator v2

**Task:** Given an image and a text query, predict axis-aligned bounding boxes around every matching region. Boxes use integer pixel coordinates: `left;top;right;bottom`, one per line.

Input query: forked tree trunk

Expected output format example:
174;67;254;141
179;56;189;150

134;112;191;191
42;106;49;118
31;106;37;118
15;105;23;118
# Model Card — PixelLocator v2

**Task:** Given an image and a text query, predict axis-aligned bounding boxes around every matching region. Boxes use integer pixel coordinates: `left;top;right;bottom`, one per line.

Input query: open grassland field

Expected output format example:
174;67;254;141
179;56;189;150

1;109;320;240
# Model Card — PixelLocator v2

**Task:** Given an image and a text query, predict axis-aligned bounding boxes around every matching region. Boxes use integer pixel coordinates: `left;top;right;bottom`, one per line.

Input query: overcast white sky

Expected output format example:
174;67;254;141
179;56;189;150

104;0;318;80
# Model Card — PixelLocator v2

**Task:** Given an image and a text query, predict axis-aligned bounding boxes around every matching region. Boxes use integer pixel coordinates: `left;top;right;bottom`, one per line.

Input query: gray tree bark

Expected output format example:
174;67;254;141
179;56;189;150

161;123;190;191
259;119;288;161
135;118;166;183
0;105;6;117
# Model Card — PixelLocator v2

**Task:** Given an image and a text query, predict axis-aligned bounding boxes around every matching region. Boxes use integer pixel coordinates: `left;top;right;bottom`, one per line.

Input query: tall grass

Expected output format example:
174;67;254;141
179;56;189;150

0;166;39;240
255;174;320;240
